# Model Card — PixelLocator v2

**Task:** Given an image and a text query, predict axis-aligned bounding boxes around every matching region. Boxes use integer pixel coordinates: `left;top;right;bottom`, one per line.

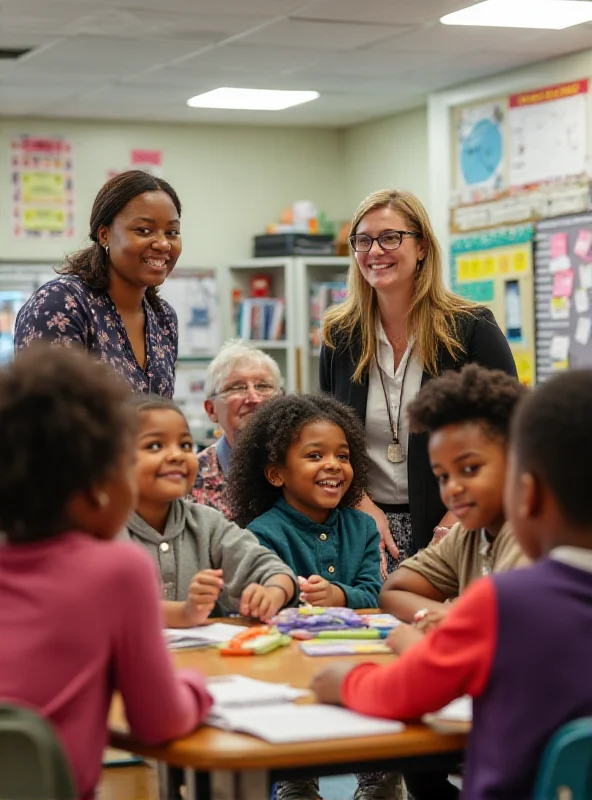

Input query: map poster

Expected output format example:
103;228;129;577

455;101;506;204
509;80;588;189
10;135;74;240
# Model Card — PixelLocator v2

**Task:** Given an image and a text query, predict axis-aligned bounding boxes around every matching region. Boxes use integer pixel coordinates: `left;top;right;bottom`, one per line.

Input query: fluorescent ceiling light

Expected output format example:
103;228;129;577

441;0;592;29
187;87;320;111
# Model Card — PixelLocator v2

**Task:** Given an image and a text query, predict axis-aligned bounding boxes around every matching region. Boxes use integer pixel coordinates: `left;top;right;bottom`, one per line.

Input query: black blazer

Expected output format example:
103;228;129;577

319;307;517;552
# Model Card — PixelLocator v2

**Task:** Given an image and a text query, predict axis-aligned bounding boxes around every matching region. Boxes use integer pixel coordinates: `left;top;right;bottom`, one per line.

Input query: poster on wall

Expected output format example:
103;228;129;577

534;213;592;382
450;225;535;386
10;135;74;240
157;270;219;358
455;101;506;204
509;80;589;188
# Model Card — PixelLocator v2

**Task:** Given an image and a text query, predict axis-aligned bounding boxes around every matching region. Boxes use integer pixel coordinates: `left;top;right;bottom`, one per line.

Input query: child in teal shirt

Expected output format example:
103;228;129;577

228;394;381;610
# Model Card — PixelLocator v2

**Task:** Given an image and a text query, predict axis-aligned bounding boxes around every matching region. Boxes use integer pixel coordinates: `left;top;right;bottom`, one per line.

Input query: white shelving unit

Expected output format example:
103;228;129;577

223;256;350;394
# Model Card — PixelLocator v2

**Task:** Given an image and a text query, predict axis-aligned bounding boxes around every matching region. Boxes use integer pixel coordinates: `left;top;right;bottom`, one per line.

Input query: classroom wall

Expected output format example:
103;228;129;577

341;107;429;213
428;47;592;279
0;119;349;270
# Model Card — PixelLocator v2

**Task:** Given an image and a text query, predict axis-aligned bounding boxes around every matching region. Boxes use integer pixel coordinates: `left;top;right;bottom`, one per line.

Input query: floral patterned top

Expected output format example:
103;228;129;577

14;276;178;398
191;442;232;520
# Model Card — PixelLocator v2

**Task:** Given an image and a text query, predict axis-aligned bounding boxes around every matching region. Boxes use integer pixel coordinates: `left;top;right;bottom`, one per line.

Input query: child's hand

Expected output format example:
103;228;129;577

184;569;223;625
240;583;285;621
415;606;450;634
386;623;424;655
310;663;355;705
300;575;345;607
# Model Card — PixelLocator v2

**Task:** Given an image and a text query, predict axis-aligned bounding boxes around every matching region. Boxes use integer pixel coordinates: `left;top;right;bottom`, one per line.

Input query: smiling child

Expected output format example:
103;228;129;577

380;364;529;629
121;396;296;627
228;394;381;610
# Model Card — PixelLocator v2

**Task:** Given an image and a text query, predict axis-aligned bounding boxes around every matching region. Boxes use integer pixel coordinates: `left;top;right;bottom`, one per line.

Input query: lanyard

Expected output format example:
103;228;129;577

376;346;413;463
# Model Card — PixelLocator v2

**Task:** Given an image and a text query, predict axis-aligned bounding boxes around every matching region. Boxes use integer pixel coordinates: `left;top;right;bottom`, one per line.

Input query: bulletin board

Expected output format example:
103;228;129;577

157;270;220;358
534;213;592;382
450;225;535;386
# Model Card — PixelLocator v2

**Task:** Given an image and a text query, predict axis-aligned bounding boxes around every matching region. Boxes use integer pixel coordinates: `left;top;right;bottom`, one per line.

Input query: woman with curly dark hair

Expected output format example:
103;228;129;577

228;393;381;800
14;170;182;397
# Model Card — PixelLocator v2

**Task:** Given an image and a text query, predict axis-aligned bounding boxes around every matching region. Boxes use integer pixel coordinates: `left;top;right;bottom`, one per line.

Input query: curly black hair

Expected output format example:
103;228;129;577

511;369;592;528
0;345;136;543
408;363;528;441
227;394;368;527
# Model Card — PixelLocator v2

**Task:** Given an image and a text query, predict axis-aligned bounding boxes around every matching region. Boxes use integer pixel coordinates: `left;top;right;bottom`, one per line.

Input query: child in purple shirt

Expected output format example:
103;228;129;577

0;346;211;800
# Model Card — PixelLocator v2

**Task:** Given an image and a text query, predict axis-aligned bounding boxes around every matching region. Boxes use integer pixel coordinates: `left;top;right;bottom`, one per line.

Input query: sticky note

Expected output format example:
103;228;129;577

574;288;590;314
550;232;569;258
550;296;570;320
552;269;575;298
574;229;592;261
575;317;592;346
579;263;592;290
550;335;570;363
549;255;572;273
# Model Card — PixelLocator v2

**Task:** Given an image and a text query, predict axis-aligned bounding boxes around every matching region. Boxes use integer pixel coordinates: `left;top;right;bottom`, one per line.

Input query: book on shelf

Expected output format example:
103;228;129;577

310;280;348;352
237;297;285;341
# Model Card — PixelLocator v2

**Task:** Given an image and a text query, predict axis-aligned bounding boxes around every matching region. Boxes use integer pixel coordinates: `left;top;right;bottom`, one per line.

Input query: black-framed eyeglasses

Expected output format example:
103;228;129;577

349;230;420;253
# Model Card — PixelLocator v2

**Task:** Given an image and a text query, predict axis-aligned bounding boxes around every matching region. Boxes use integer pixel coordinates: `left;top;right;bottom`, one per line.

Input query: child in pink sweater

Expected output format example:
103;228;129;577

0;346;212;800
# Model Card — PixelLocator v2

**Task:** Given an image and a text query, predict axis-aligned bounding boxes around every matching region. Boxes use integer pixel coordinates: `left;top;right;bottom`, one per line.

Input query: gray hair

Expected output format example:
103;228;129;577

205;340;283;398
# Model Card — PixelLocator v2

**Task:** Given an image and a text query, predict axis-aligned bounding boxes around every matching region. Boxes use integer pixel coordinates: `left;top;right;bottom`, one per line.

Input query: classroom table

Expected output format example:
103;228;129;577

109;626;468;800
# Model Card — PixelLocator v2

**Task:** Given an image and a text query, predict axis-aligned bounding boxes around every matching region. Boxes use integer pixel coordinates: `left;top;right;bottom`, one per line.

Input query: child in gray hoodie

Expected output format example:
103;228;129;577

122;396;296;627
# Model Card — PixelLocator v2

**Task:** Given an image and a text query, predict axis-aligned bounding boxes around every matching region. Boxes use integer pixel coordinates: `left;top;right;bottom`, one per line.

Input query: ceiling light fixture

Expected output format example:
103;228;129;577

441;0;592;29
186;88;320;111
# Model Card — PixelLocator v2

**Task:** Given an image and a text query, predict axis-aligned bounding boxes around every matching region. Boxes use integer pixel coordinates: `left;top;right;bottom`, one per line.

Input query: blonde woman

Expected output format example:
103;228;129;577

321;190;516;574
320;190;515;800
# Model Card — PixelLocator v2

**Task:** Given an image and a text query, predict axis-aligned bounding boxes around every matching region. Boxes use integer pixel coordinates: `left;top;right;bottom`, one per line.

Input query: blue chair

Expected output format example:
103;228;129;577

534;717;592;800
0;704;76;799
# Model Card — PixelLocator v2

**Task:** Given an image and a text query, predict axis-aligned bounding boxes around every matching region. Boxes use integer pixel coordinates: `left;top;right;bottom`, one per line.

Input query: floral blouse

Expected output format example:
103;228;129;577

191;442;232;519
14;276;178;398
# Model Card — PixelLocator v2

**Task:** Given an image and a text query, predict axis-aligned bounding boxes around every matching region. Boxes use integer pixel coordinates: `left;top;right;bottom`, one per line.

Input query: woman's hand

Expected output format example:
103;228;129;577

358;494;399;571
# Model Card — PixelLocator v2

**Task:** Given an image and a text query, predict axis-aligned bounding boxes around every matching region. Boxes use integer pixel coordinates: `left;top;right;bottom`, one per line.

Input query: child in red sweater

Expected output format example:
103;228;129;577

312;369;592;799
0;347;212;800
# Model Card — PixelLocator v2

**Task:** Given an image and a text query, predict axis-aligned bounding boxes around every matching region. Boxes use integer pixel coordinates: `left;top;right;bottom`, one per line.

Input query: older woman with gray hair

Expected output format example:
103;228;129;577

192;340;283;518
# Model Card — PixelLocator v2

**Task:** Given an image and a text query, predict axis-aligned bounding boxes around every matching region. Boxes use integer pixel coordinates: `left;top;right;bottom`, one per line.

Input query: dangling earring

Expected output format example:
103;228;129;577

104;245;109;256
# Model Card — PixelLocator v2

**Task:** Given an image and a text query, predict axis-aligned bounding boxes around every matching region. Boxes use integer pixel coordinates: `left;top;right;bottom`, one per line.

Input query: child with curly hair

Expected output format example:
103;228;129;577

0;347;212;800
228;393;381;610
228;393;382;800
123;395;296;627
379;364;530;635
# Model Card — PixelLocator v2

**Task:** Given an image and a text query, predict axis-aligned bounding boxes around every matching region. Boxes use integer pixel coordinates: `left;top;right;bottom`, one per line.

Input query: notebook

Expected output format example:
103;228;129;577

164;622;247;650
207;675;309;709
208;703;405;743
423;696;472;733
300;639;392;656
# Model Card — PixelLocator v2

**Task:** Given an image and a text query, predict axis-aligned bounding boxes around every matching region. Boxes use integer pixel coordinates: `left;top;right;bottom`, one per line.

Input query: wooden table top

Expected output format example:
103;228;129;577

109;628;468;771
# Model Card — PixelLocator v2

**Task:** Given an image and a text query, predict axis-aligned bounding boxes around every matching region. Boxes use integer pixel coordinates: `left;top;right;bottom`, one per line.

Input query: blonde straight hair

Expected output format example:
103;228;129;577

322;189;477;381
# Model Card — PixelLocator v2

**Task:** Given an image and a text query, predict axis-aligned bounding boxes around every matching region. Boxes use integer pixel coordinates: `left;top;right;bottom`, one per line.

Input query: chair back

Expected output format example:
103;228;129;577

534;717;592;800
0;704;76;799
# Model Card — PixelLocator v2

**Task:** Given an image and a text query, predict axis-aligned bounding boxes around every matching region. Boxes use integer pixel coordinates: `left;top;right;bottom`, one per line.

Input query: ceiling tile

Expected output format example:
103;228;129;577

168;44;327;74
237;18;409;51
290;0;467;26
21;36;213;74
109;0;309;15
